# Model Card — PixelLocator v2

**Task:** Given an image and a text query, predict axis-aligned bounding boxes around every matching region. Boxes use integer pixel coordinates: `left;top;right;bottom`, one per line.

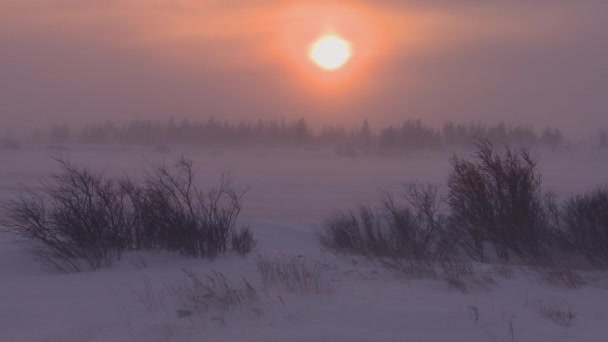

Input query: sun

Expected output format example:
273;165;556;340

309;35;352;71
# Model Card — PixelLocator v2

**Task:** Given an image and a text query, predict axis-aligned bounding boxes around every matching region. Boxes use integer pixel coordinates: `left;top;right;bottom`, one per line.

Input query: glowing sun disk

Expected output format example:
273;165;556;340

309;35;351;71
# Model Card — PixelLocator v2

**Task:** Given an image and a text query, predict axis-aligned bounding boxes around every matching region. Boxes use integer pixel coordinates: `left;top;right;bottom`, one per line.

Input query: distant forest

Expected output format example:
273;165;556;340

36;118;572;151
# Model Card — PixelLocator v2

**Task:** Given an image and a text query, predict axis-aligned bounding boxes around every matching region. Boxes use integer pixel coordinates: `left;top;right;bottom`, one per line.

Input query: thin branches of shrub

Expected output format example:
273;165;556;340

318;140;608;272
1;158;128;272
447;139;552;262
318;184;449;267
126;158;254;258
560;187;608;267
1;156;255;272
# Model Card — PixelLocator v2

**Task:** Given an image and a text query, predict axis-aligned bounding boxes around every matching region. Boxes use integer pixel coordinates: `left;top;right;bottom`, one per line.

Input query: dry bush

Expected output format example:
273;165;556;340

385;185;453;261
540;301;577;327
318;184;449;263
257;255;335;294
560;187;608;267
447;139;552;262
320;207;386;257
172;269;259;314
1;158;128;272
1;157;254;272
231;228;256;256
125;158;251;258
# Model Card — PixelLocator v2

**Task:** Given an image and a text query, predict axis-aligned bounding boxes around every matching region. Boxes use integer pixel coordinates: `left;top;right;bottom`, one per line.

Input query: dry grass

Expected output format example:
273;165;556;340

171;269;259;315
540;301;577;327
380;257;437;279
493;264;515;279
381;256;496;293
538;267;586;289
257;255;335;295
441;260;468;292
131;270;163;311
436;258;496;293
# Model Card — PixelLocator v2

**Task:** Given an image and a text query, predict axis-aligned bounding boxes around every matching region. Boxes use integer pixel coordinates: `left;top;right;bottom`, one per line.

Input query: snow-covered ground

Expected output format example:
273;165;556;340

1;145;607;341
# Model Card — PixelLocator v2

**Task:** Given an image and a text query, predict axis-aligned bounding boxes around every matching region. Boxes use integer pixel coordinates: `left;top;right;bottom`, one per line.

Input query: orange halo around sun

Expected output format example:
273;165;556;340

309;35;352;71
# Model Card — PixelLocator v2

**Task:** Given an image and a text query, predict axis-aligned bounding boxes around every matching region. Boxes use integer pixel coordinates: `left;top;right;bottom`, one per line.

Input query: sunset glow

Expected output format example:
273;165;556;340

309;36;352;71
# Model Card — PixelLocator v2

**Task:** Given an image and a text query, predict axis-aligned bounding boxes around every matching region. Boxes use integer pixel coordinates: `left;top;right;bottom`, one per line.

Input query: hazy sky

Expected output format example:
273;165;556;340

1;1;607;136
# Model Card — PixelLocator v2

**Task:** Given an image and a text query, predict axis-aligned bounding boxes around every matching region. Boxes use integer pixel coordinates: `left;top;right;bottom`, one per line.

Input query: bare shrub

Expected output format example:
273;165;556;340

120;159;252;258
128;158;250;258
140;159;252;258
385;184;452;260
257;255;335;294
320;207;390;258
560;187;608;267
318;184;448;263
540;301;577;327
447;139;551;262
172;269;259;314
1;158;128;272
231;227;256;256
1;157;253;272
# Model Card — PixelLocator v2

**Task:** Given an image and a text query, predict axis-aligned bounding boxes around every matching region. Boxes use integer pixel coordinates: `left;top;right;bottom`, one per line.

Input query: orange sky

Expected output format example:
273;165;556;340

1;1;607;135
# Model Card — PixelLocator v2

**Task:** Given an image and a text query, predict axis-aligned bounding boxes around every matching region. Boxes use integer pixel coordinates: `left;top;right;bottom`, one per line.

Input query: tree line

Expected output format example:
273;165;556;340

43;118;566;150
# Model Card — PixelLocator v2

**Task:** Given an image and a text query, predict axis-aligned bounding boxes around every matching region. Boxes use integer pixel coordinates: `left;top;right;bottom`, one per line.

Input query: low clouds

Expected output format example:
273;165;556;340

1;1;607;136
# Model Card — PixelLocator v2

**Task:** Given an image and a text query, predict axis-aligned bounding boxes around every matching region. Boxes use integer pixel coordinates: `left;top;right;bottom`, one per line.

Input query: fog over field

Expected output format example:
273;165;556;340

1;145;607;223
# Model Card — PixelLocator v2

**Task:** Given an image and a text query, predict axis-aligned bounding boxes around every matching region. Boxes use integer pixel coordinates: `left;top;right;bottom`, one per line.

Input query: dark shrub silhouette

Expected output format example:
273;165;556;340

231;228;256;256
446;140;550;262
1;159;127;272
1;157;254;272
128;158;250;258
319;184;449;261
561;187;608;266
